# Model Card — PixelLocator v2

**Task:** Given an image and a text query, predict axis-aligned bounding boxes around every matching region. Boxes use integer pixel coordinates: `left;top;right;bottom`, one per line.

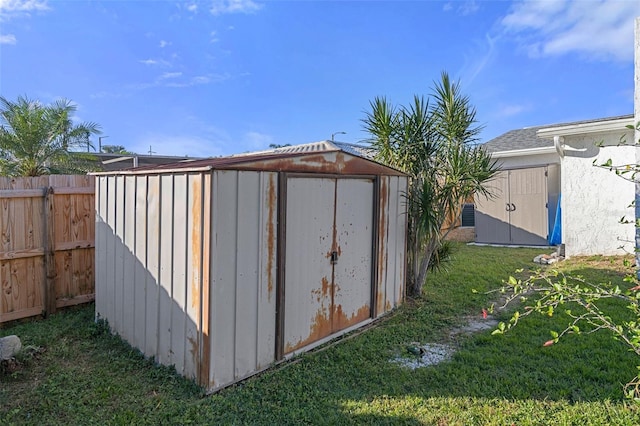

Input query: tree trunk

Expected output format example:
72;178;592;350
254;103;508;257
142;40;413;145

412;238;438;296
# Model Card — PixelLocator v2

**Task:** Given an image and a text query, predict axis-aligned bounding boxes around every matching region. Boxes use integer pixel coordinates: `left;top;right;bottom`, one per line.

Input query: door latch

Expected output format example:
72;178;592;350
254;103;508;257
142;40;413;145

330;251;339;265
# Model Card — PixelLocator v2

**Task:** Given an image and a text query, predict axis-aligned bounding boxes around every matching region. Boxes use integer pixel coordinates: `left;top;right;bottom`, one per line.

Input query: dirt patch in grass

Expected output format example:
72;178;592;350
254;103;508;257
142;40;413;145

559;254;634;277
390;314;501;370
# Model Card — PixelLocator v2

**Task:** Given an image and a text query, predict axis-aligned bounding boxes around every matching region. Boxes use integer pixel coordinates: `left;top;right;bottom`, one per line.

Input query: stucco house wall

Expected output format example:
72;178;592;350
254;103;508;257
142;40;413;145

557;131;635;257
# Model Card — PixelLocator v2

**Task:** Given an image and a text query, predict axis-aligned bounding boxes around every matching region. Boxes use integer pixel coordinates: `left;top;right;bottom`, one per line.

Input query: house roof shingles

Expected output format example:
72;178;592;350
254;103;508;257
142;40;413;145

482;114;634;154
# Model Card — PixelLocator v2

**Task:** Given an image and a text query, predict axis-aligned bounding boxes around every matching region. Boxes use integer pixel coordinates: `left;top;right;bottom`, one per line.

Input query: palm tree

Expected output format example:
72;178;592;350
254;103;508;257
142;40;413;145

363;72;499;296
0;96;102;176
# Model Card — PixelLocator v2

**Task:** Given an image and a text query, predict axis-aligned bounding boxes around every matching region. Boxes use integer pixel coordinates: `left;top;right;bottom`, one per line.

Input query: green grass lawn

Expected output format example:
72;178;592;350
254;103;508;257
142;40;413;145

2;244;640;425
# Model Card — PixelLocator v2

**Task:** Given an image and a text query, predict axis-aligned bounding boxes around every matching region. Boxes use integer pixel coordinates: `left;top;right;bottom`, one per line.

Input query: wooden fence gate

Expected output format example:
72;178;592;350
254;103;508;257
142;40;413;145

1;175;95;324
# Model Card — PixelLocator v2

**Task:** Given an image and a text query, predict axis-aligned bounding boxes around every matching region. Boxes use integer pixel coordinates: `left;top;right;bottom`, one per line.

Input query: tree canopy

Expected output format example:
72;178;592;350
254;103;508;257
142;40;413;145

363;72;499;295
0;96;102;176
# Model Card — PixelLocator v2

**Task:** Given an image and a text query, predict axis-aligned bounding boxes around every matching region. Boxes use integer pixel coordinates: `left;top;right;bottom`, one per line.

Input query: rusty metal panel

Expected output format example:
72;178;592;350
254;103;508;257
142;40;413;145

145;175;160;357
157;174;175;367
106;148;406;177
199;173;212;387
376;176;390;316
333;178;374;331
95;160;405;394
256;172;277;369
283;177;335;354
208;170;278;391
228;151;405;176
170;173;188;376
184;173;203;380
396;176;408;304
210;170;239;387
375;176;408;316
387;176;406;309
133;176;148;352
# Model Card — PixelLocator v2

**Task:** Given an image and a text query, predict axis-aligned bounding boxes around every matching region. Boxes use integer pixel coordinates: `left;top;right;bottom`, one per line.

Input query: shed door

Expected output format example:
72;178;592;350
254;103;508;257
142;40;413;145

475;172;510;244
509;168;548;245
475;167;548;245
283;177;373;354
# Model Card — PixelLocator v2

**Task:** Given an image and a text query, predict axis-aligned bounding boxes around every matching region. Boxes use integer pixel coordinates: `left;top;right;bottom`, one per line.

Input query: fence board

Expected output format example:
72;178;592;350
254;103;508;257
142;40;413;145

0;175;95;323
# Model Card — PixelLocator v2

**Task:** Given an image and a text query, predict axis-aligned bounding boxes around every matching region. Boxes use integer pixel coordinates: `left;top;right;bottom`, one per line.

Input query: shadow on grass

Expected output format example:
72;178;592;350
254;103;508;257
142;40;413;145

3;258;640;424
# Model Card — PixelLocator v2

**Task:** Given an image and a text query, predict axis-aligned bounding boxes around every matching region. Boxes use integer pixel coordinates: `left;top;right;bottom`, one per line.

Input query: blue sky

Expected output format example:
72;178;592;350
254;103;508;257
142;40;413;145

1;0;639;157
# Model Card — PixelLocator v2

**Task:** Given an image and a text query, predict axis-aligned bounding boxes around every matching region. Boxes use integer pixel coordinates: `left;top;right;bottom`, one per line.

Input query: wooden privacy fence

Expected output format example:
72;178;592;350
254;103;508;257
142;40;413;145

1;175;95;324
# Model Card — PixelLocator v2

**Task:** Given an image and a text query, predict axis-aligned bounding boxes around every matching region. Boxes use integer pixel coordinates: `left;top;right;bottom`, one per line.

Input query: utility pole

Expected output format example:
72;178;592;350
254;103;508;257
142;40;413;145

331;131;346;141
99;136;109;153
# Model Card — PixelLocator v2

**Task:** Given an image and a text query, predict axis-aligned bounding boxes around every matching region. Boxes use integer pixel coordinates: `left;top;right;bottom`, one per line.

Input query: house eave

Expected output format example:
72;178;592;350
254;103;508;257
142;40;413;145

537;117;635;139
491;146;557;158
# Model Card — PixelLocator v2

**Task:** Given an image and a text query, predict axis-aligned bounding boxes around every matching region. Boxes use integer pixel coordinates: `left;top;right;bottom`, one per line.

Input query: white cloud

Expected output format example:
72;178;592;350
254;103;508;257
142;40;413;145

210;30;219;43
130;72;230;90
442;0;478;16
460;33;497;86
90;90;125;99
160;71;182;80
0;33;16;44
0;0;48;15
186;3;197;13
459;0;479;16
159;39;170;48
163;73;230;87
500;0;640;61
209;0;262;16
495;103;531;118
244;131;273;150
139;58;171;67
0;0;50;43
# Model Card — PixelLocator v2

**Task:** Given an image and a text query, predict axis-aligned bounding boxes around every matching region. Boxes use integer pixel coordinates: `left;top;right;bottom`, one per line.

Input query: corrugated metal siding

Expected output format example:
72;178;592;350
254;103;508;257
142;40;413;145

283;176;375;354
208;170;277;391
145;176;160;359
122;176;136;348
333;178;374;330
95;177;107;322
283;177;336;354
95;161;406;394
376;175;407;316
95;172;208;382
394;176;407;305
157;174;175;368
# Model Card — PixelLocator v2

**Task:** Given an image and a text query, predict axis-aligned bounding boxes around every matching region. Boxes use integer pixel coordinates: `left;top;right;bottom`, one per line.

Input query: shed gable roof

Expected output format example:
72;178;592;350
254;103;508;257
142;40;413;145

94;140;405;176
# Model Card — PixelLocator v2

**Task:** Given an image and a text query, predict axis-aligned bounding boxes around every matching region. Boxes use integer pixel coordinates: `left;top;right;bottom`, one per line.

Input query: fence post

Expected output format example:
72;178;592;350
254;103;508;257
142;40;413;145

44;186;57;316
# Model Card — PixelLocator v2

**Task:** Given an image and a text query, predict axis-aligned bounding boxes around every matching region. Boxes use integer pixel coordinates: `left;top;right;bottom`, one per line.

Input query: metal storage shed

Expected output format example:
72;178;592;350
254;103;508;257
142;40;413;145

94;141;408;392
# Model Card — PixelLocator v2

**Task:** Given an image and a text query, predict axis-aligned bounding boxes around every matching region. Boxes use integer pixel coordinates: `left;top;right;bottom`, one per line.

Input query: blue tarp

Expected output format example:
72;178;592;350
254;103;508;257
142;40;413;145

549;194;562;245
